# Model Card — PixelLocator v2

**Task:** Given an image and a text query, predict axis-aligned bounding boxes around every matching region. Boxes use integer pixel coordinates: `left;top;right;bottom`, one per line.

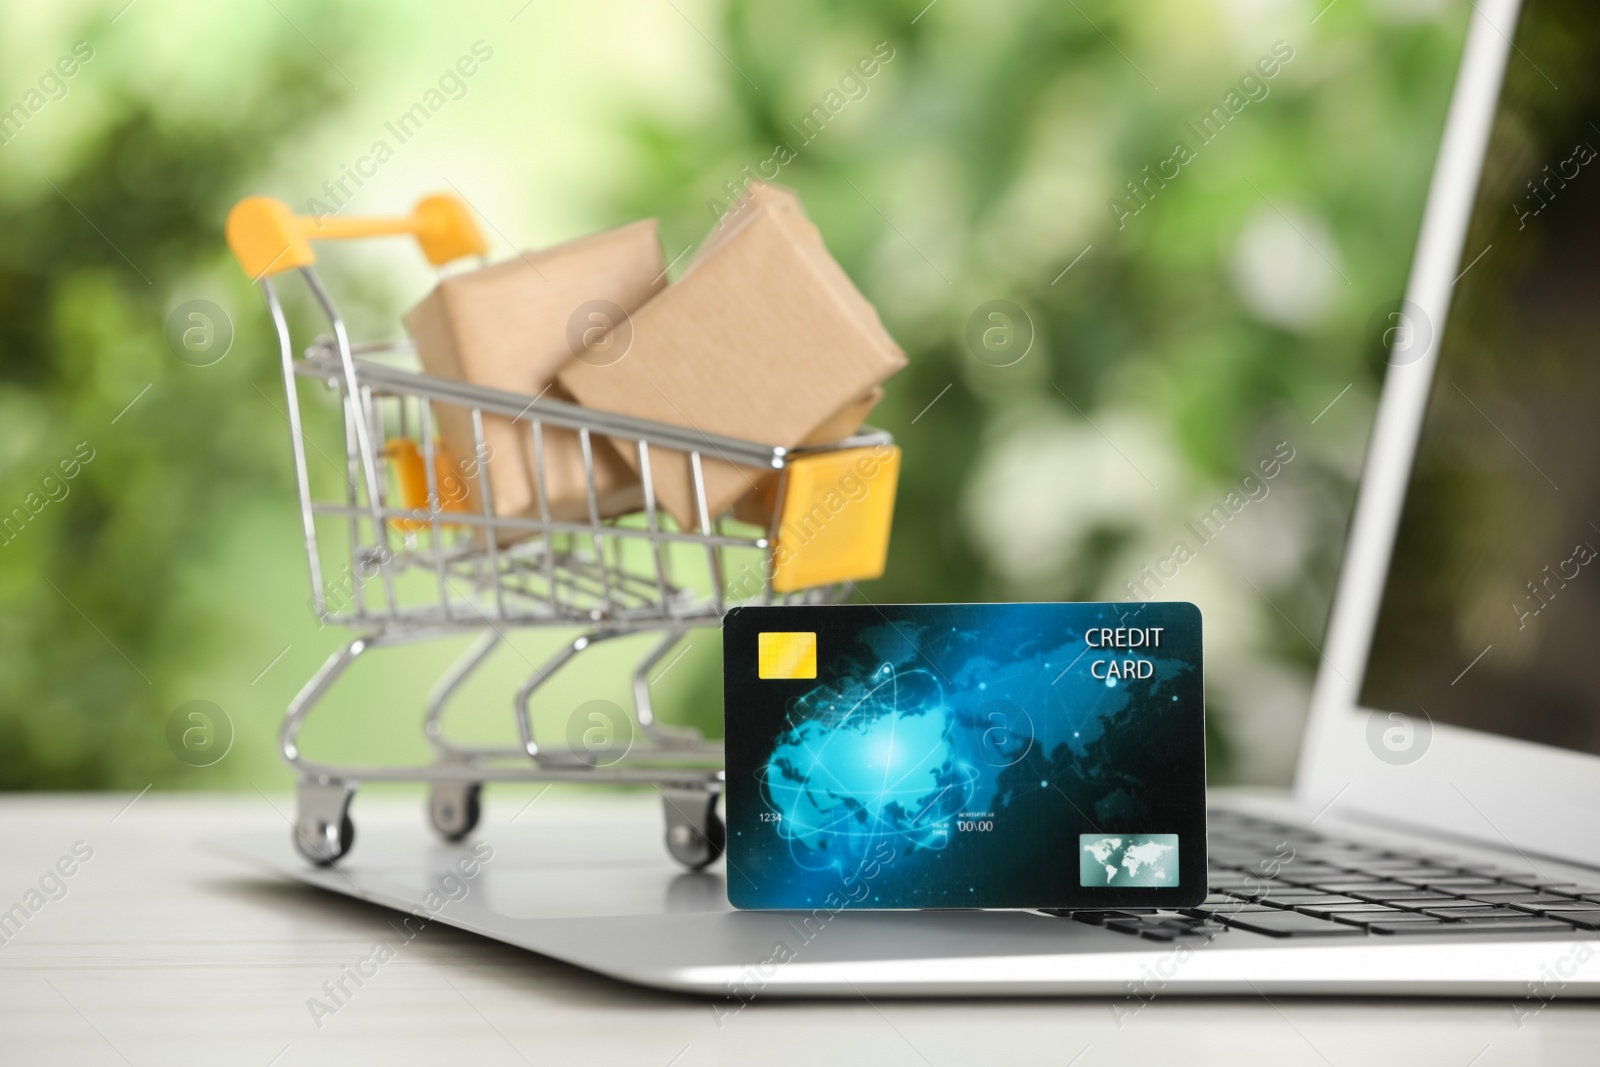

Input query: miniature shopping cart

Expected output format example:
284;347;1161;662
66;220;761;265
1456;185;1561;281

225;194;899;869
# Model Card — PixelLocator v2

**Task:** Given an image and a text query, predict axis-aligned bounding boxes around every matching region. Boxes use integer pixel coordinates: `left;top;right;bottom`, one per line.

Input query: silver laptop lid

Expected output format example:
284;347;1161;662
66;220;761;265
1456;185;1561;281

1299;0;1600;865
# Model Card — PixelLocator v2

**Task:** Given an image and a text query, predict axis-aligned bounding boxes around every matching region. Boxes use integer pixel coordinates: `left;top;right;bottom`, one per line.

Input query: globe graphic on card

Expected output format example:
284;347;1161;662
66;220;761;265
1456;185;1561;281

758;665;977;872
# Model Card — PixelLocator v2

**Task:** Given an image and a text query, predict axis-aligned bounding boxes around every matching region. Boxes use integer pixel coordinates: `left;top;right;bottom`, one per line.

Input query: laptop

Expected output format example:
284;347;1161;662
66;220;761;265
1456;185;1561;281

247;0;1600;997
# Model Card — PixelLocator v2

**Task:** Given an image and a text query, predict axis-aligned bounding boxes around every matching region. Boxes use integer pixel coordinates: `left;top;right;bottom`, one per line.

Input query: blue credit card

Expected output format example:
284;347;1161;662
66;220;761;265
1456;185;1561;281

721;602;1206;910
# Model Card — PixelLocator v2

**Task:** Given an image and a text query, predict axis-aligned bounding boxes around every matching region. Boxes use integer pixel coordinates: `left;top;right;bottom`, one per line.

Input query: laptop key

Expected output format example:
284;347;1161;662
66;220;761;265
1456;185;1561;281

1449;913;1578;927
1054;910;1154;924
1509;894;1599;905
1296;903;1405;919
1460;873;1543;886
1548;911;1600;930
1369;918;1565;935
1509;900;1600;914
1330;911;1441;927
1352;890;1447;903
1186;903;1282;915
1258;894;1364;907
1215;912;1367;938
1276;875;1360;888
1498;880;1594;894
1307;882;1412;894
1123;920;1224;941
1139;927;1224;942
1420;906;1533;920
1386;895;1471;907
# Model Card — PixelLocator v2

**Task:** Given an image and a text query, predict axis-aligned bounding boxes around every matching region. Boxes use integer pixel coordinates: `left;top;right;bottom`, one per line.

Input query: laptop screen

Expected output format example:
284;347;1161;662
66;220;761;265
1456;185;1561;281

1359;0;1600;755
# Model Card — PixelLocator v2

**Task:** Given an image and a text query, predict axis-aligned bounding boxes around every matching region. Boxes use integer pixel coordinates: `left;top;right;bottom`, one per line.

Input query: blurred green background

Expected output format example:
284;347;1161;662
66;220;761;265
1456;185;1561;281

0;0;1467;792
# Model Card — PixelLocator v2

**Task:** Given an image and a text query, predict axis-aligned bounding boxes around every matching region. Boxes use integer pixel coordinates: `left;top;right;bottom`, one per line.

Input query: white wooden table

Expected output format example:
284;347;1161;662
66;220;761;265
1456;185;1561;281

2;791;1597;1066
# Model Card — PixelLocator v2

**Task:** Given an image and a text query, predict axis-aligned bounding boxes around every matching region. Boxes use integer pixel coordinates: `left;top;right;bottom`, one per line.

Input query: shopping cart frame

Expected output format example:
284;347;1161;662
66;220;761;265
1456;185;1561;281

230;195;897;870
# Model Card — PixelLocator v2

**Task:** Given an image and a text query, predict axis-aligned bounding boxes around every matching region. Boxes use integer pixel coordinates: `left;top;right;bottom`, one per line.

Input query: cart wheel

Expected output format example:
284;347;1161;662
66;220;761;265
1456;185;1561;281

661;787;725;871
428;781;482;842
293;778;356;866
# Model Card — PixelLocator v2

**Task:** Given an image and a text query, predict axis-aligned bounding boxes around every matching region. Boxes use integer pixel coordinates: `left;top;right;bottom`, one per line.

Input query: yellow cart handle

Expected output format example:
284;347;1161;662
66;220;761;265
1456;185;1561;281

226;194;486;280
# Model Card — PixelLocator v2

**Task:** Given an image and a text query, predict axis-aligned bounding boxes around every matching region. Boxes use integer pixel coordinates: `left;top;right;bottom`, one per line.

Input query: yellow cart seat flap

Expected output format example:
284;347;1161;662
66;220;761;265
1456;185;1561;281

770;445;900;594
386;439;471;531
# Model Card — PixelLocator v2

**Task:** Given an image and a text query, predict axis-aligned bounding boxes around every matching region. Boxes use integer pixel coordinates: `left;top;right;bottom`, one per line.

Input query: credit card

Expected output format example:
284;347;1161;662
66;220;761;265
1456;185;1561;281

721;602;1206;910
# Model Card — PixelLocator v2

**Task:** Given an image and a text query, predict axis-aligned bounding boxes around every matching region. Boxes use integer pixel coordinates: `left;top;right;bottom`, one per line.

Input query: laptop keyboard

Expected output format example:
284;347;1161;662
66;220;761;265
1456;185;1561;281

1059;809;1600;941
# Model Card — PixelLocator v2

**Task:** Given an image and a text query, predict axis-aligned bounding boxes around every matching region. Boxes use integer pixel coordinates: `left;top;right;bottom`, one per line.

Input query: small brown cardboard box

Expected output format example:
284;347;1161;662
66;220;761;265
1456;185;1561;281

695;183;890;355
402;220;665;527
557;186;904;531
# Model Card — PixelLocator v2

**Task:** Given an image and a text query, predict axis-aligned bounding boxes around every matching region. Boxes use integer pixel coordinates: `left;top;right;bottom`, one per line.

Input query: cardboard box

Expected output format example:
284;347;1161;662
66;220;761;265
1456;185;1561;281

692;182;809;264
557;186;904;530
402;220;665;527
696;183;890;355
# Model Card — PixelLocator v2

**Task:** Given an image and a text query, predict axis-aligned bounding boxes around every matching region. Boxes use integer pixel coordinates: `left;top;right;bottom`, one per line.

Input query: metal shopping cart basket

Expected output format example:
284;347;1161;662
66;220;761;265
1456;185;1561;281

225;194;900;870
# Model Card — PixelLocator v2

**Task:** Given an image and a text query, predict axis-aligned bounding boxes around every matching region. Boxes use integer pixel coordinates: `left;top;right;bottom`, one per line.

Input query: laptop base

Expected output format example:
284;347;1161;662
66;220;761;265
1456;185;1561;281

211;792;1600;999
